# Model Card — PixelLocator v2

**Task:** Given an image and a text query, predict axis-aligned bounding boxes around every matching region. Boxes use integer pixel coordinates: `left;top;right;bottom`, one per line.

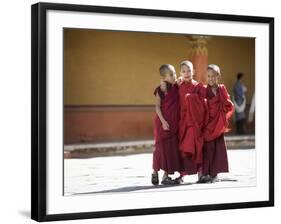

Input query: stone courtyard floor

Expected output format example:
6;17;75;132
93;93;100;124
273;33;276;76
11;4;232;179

64;149;255;196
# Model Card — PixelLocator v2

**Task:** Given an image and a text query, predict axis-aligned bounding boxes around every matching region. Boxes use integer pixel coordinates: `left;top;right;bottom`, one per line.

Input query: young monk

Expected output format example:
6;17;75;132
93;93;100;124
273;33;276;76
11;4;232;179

176;60;208;183
201;64;234;183
151;64;182;185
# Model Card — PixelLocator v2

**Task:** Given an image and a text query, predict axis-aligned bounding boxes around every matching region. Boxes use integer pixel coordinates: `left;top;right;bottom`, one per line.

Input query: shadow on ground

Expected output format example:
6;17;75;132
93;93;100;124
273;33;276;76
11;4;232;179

71;178;237;195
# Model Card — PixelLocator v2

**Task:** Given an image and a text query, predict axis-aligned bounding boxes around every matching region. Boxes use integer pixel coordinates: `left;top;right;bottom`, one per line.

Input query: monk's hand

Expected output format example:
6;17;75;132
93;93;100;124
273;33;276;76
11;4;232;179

162;120;170;131
176;76;183;85
160;80;167;92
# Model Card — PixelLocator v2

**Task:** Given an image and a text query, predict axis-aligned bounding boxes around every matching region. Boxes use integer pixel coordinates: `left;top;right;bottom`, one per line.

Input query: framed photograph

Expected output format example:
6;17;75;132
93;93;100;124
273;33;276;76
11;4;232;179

31;2;274;222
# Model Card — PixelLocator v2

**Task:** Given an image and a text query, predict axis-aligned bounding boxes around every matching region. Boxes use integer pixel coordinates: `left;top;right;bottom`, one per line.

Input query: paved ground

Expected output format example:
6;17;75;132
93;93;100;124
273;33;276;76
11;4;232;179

64;136;255;158
64;149;256;196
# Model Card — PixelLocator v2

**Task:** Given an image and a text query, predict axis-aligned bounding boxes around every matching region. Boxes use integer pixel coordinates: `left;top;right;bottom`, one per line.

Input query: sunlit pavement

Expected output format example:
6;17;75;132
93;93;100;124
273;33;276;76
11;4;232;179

64;149;255;196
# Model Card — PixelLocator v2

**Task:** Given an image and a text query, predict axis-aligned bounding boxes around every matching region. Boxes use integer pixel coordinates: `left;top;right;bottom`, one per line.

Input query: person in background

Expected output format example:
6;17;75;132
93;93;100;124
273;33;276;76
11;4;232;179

233;72;247;134
248;92;255;124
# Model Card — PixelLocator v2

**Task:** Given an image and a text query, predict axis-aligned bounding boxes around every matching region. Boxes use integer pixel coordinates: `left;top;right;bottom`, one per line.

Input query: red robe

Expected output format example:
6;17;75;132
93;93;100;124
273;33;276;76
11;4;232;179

203;84;234;142
182;93;208;164
152;82;182;174
178;80;207;174
201;84;234;176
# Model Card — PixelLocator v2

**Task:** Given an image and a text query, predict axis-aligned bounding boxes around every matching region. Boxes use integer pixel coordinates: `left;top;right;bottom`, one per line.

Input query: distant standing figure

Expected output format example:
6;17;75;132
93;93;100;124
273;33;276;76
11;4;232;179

248;92;255;123
233;72;247;134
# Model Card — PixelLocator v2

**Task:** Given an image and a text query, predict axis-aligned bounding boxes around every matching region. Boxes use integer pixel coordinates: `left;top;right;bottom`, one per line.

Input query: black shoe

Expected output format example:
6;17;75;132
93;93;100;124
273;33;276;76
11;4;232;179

210;175;219;183
151;173;159;185
197;175;211;184
161;176;178;185
174;176;184;184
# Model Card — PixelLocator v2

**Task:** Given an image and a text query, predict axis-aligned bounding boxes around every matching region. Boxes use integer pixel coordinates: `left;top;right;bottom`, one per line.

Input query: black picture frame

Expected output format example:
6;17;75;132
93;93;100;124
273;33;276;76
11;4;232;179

31;2;274;222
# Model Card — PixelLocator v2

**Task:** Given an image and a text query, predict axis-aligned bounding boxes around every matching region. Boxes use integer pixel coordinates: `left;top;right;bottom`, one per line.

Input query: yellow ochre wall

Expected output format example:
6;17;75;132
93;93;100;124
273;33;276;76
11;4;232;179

64;29;255;105
63;29;255;144
208;36;255;102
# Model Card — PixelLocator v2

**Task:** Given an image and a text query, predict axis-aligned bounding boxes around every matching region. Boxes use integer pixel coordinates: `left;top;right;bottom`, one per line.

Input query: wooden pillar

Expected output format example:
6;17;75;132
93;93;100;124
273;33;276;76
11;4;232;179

189;36;209;84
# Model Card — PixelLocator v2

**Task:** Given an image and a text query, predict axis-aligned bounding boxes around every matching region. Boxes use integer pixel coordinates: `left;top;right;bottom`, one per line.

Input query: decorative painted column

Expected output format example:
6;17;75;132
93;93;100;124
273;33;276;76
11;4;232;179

189;36;209;84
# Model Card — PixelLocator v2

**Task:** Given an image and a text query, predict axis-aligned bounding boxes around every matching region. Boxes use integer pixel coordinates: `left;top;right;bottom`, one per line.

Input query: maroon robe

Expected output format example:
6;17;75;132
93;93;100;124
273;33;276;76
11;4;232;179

152;82;182;174
181;93;208;164
202;84;234;176
178;80;207;175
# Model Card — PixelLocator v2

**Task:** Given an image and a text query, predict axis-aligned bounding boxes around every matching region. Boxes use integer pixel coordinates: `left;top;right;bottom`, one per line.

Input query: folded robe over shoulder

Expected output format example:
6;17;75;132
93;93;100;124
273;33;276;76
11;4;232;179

203;84;234;142
180;92;208;164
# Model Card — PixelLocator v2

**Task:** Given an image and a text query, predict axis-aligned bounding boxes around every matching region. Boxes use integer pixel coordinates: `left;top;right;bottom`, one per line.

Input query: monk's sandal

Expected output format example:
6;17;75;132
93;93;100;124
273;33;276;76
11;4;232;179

161;176;178;185
151;173;159;185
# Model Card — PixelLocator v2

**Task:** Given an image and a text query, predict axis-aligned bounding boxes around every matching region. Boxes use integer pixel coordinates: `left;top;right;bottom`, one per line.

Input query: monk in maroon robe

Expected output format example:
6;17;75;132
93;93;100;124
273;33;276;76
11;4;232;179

200;64;234;183
178;79;207;176
152;64;182;185
153;82;182;174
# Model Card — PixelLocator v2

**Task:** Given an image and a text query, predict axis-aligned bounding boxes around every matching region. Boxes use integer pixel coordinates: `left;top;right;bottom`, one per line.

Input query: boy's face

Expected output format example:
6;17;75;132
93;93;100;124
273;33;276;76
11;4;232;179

163;73;176;84
180;65;193;81
207;69;219;87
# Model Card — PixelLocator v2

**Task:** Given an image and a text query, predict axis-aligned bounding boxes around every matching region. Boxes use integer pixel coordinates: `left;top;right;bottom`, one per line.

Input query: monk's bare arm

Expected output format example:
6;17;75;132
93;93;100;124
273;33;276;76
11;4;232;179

155;92;165;123
155;92;169;130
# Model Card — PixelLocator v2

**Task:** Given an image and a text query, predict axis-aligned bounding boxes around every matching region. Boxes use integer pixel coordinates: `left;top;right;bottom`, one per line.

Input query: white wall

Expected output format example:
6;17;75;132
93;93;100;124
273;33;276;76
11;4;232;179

0;0;279;223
